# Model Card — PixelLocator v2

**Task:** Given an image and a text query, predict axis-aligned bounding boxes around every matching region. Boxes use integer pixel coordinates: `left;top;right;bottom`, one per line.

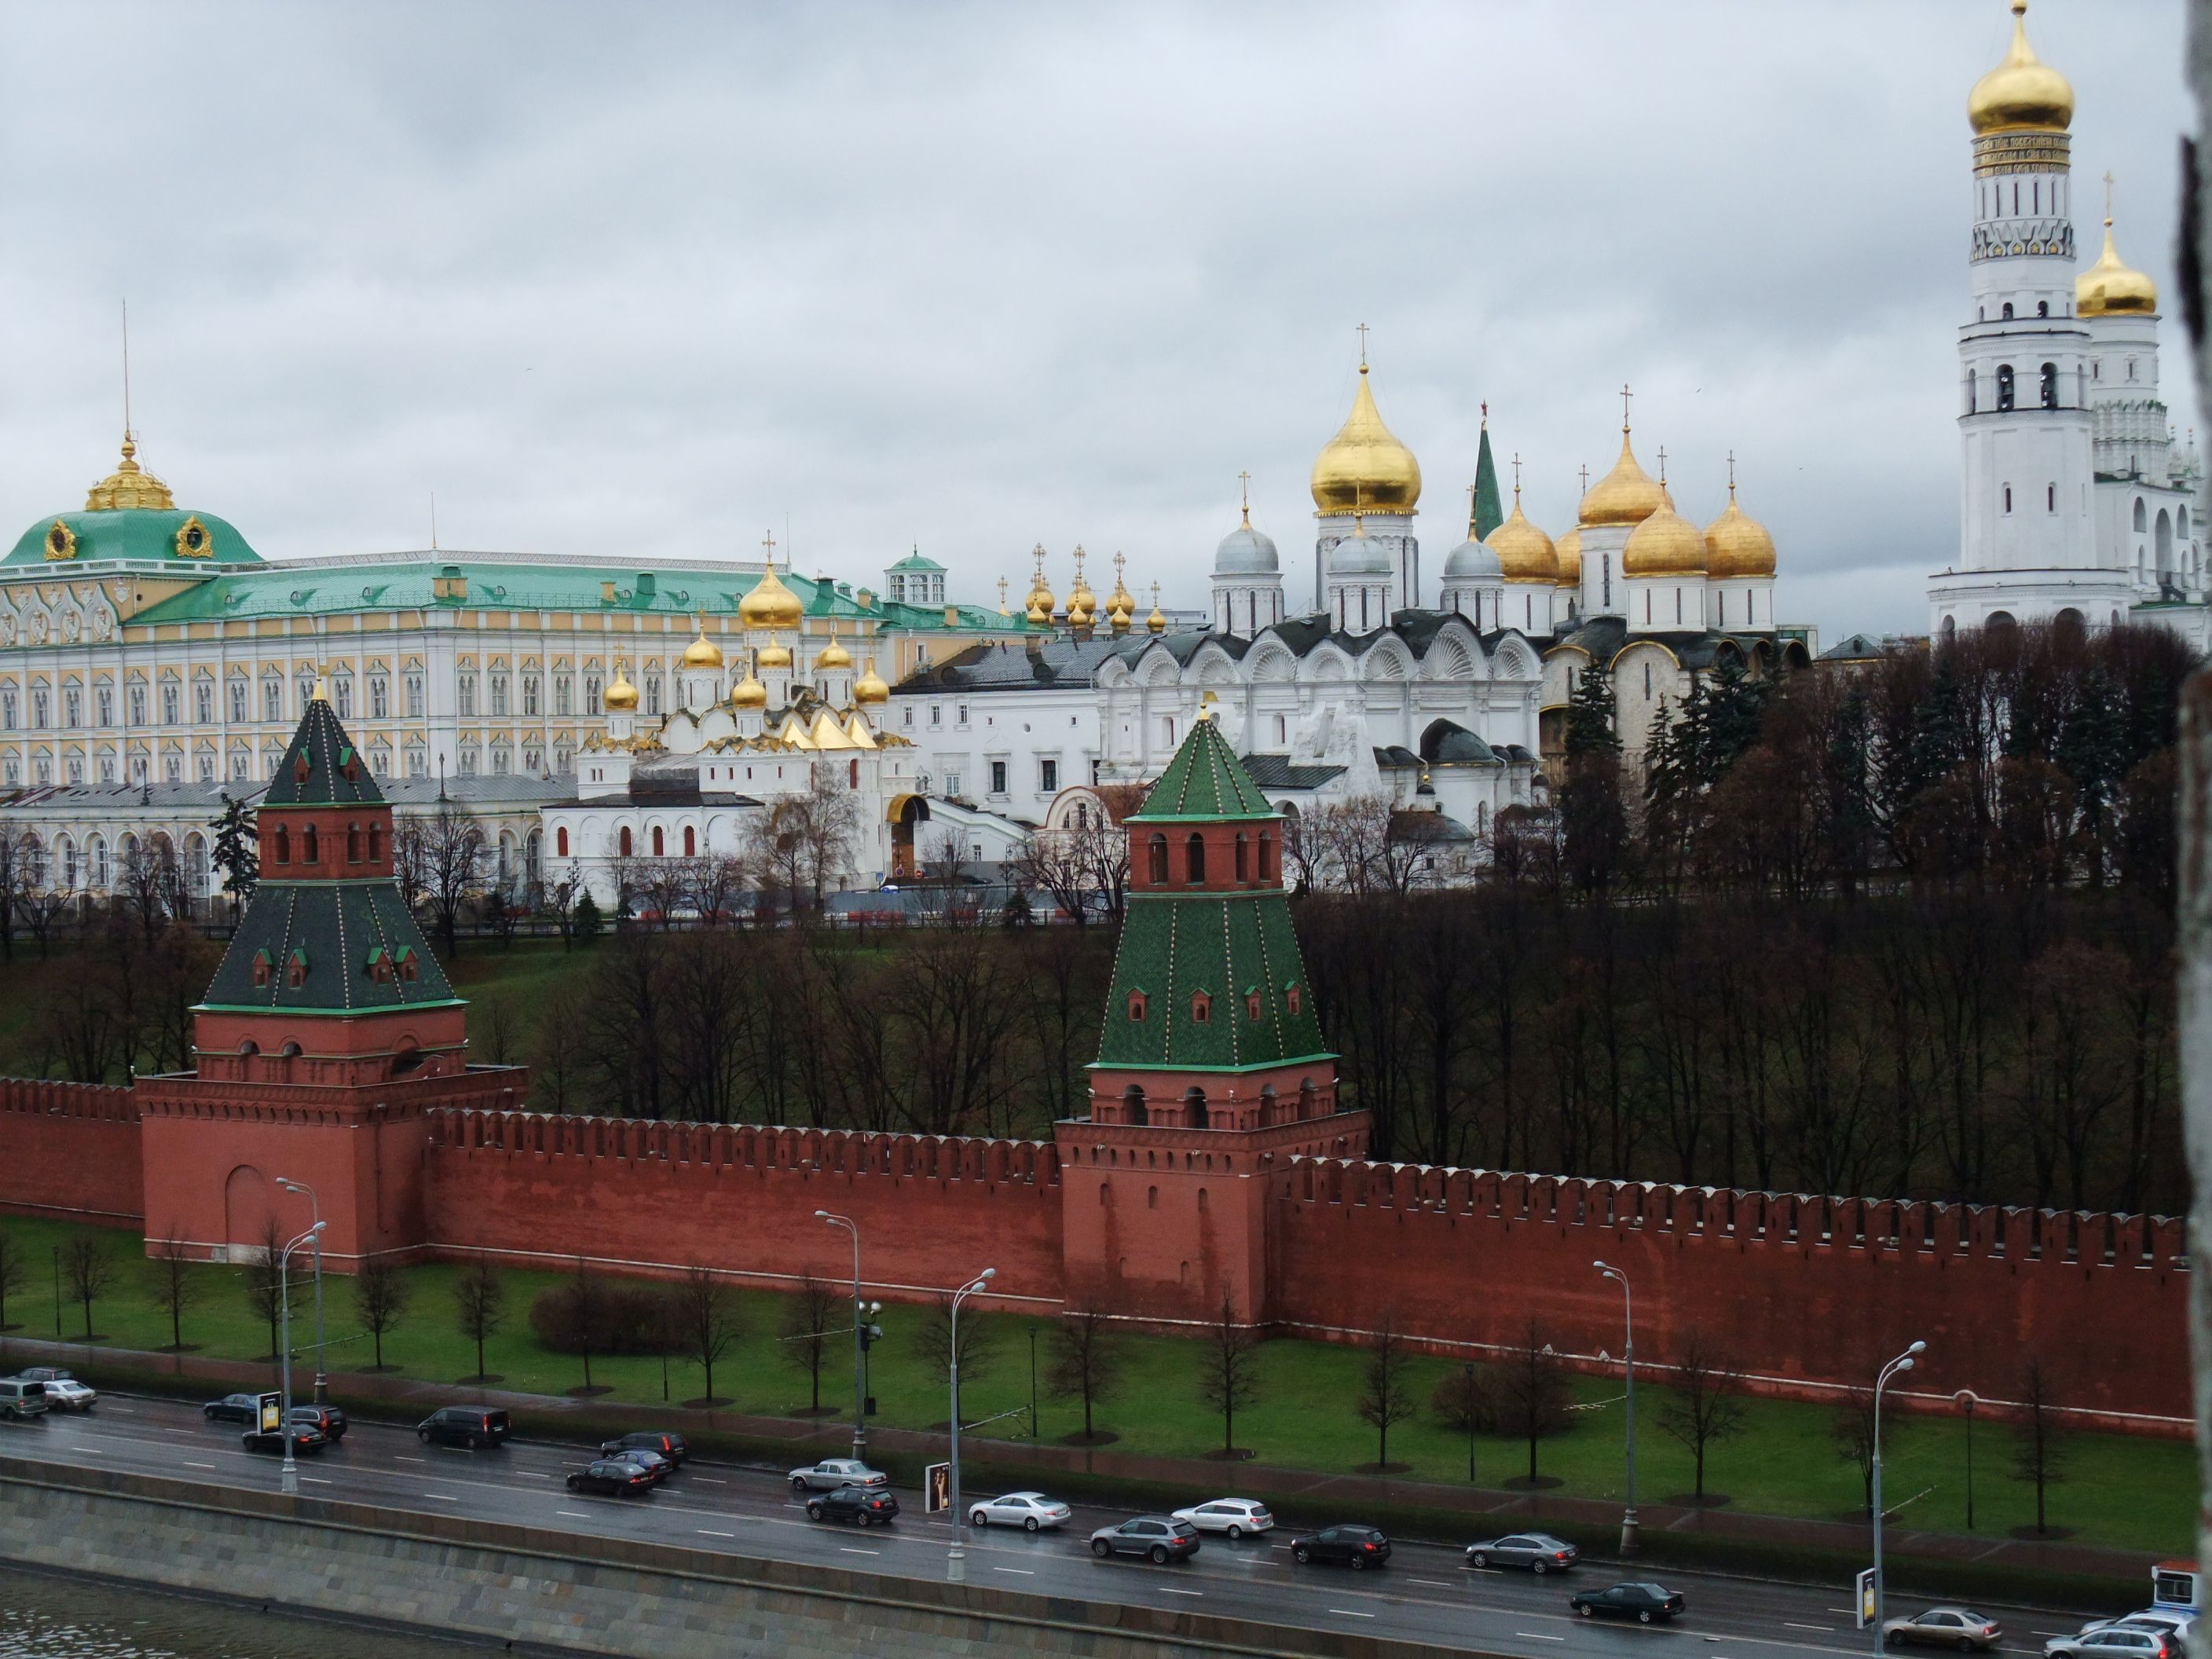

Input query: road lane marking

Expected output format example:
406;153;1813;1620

1409;1578;1452;1588
1788;1624;1833;1632
557;1510;590;1518
395;1456;427;1463
302;1477;331;1485
423;1493;459;1502
1161;1588;1203;1598
994;1567;1034;1576
1518;1635;1566;1643
1330;1610;1376;1619
182;1461;216;1470
839;1547;880;1555
697;1529;735;1539
518;1471;548;1479
694;1477;727;1485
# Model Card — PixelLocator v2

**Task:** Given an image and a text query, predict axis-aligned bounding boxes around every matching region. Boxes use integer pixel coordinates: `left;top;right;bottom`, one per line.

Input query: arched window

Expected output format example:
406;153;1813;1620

301;823;318;864
2039;362;2057;408
2004;485;2013;513
273;825;291;865
1234;833;1249;882
1259;831;1276;882
1148;1186;1159;1209
1191;991;1212;1023
2001;301;2013;319
556;826;569;857
619;826;633;857
1122;1086;1147;1128
1148;833;1169;885
2135;498;2149;533
683;826;696;857
1966;369;1976;413
1127;991;1148;1022
1996;364;2015;410
2037;299;2049;317
1184;1088;1207;1129
368;822;383;862
1247;991;1263;1021
1185;833;1206;884
347;822;364;862
651;825;665;857
1286;983;1302;1016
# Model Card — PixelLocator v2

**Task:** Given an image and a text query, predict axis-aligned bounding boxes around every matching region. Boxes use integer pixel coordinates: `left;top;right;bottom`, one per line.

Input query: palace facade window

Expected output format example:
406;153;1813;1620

369;673;388;719
227;679;246;723
405;672;424;717
196;682;214;723
458;673;478;717
263;676;282;722
64;687;80;728
522;674;540;716
555;674;573;716
490;672;510;717
31;688;49;727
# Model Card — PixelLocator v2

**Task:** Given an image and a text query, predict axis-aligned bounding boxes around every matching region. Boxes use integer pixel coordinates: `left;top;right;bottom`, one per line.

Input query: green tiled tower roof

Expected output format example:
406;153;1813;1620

262;695;385;807
1096;719;1331;1074
1126;716;1274;822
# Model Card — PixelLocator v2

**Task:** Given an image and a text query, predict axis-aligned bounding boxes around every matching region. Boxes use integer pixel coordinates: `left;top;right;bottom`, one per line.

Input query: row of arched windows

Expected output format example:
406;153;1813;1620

269;819;383;866
1143;829;1277;887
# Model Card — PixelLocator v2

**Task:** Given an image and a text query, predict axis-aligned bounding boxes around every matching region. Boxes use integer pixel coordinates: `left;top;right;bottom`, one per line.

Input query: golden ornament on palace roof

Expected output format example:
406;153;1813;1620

738;562;804;631
730;668;768;709
1487;486;1558;584
1309;362;1422;516
681;611;725;668
756;640;792;670
85;434;175;512
1968;0;2073;135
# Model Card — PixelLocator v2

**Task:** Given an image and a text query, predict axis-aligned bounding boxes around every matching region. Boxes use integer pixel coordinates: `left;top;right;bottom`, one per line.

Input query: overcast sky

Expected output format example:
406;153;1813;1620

0;0;2194;641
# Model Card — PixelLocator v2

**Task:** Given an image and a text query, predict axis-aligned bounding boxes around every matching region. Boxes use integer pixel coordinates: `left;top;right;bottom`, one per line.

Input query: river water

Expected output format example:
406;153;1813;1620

0;1566;485;1659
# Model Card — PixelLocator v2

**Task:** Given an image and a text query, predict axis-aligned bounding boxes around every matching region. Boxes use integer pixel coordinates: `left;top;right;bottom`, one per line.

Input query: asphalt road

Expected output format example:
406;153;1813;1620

0;1396;2126;1659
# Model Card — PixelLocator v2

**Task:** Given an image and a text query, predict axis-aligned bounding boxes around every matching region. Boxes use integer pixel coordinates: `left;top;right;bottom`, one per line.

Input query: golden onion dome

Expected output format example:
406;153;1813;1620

1067;577;1096;627
2078;218;2158;317
86;435;176;512
816;637;853;670
681;617;725;668
756;640;793;670
1622;490;1708;577
1553;526;1584;589
730;669;768;710
1146;602;1167;635
1968;1;2073;135
854;657;890;705
739;563;804;631
603;664;639;712
1579;427;1667;527
1704;489;1777;580
1486;496;1558;584
1309;364;1422;516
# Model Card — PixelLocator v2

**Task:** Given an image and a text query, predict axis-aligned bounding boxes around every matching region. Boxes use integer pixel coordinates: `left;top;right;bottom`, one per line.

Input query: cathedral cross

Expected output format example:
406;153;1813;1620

761;530;777;569
1620;383;1632;428
1356;322;1369;366
1657;444;1668;484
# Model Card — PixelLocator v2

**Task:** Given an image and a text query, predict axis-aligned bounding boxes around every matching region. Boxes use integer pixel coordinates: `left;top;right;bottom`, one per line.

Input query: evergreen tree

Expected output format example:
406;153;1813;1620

208;793;259;903
1701;660;1770;782
573;889;604;947
1562;661;1628;894
1819;688;1877;891
1564;660;1621;759
2053;666;2124;882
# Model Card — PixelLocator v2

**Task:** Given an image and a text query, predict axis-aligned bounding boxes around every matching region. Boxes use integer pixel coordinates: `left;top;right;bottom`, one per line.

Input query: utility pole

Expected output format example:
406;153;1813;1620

946;1268;995;1582
1594;1260;1638;1555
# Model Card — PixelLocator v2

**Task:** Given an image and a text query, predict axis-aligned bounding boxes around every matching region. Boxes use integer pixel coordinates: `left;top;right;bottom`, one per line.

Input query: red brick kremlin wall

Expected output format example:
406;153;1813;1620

0;1080;143;1227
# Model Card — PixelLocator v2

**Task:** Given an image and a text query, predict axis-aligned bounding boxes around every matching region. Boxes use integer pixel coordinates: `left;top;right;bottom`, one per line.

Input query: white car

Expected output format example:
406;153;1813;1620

969;1491;1071;1532
1170;1497;1274;1540
17;1372;94;1412
786;1458;888;1494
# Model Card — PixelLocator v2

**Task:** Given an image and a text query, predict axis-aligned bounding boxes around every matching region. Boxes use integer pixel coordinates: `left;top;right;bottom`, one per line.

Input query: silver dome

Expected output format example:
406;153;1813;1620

1214;522;1280;576
1327;529;1393;577
1441;535;1503;581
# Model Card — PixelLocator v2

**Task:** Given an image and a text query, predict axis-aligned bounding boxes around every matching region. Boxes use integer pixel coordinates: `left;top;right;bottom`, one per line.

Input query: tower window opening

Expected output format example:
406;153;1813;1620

346;822;363;862
2005;485;2013;513
1185;832;1206;884
1997;364;2015;410
1148;832;1169;884
2001;302;2013;320
273;825;290;865
2048;484;2056;512
2040;362;2057;408
301;824;318;863
2037;300;2049;317
1234;832;1249;882
1967;369;1976;413
1191;991;1212;1024
651;825;664;857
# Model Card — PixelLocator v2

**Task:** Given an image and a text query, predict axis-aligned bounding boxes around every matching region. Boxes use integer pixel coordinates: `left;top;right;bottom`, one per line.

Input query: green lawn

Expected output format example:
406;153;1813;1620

0;1215;2187;1555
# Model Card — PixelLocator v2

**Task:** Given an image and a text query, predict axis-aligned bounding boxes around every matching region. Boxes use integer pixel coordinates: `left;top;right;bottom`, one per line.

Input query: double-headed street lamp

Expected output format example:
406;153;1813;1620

1592;1260;1638;1556
946;1267;995;1583
276;1221;325;1496
276;1177;327;1405
1870;1340;1926;1654
813;1211;877;1463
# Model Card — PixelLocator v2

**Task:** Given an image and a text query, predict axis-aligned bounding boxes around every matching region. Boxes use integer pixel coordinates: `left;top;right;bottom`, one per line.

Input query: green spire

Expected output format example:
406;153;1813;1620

1471;409;1504;541
1128;713;1274;822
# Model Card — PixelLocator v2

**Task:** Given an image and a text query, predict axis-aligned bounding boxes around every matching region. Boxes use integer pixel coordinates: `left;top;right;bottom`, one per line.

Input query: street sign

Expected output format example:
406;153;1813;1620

256;1392;283;1434
1856;1569;1877;1628
925;1462;950;1514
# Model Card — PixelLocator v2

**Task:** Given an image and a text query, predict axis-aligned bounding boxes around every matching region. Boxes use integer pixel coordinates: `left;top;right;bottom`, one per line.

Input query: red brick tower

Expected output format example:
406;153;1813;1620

1056;714;1365;1326
136;688;524;1267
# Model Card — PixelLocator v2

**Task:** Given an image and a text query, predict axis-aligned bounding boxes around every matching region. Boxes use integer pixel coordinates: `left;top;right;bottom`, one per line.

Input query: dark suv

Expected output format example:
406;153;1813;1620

418;1407;510;1448
1292;1525;1392;1569
289;1404;348;1443
600;1430;687;1467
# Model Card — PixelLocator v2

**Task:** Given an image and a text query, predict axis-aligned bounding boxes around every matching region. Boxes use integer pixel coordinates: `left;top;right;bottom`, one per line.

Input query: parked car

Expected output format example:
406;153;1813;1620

1089;1516;1201;1564
2047;1628;2181;1659
417;1407;510;1449
1291;1525;1392;1570
289;1404;346;1442
1467;1533;1579;1574
808;1486;901;1527
566;1458;654;1497
969;1492;1071;1533
243;1423;328;1456
787;1458;887;1494
620;1448;675;1485
1170;1498;1274;1540
1572;1583;1686;1624
601;1430;688;1467
1885;1610;2002;1651
16;1369;94;1412
203;1393;263;1424
0;1379;48;1420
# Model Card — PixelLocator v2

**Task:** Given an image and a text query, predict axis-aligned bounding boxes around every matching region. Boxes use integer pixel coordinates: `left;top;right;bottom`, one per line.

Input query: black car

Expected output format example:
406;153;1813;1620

203;1392;264;1424
1292;1525;1392;1570
418;1407;510;1448
807;1485;901;1527
1467;1533;1580;1573
243;1424;328;1456
601;1430;688;1467
289;1404;347;1443
566;1458;654;1497
1572;1583;1686;1624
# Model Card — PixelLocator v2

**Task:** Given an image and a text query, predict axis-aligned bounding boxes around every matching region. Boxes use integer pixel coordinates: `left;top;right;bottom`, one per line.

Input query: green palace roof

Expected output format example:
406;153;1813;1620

1126;715;1276;822
4;440;262;569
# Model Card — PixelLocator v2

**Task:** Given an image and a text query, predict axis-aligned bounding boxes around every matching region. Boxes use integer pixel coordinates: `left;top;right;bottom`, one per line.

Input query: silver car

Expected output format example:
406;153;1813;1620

786;1457;888;1494
1467;1533;1578;1573
1884;1609;2001;1651
2046;1628;2177;1659
1170;1497;1274;1539
969;1491;1071;1533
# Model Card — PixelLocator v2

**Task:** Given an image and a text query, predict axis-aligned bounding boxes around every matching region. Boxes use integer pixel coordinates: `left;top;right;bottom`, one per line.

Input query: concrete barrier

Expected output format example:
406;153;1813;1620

0;1455;1482;1659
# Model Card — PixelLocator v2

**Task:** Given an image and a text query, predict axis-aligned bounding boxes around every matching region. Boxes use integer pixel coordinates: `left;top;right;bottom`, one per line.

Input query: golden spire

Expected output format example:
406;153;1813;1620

1969;0;2074;135
730;664;768;709
1705;452;1776;580
309;675;329;704
817;635;852;670
1578;394;1667;528
1309;336;1422;516
1067;544;1097;628
1146;580;1166;635
1238;469;1253;526
1488;454;1558;584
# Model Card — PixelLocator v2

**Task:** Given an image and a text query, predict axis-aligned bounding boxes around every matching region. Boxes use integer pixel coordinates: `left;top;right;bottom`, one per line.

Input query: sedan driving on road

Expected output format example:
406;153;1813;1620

2047;1628;2181;1659
1170;1498;1273;1539
243;1423;328;1457
602;1430;688;1467
203;1393;263;1424
16;1369;94;1411
1572;1583;1686;1624
787;1458;888;1493
566;1458;654;1497
1885;1609;2002;1651
969;1492;1071;1532
807;1486;900;1526
1090;1516;1201;1563
1291;1525;1391;1570
1467;1533;1578;1573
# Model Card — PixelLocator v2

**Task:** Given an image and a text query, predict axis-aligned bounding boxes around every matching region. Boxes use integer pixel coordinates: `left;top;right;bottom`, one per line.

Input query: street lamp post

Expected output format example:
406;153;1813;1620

947;1267;996;1583
814;1212;867;1462
276;1178;327;1405
1871;1341;1927;1654
276;1221;326;1496
1593;1261;1638;1556
1463;1361;1477;1483
1954;1390;1979;1531
1028;1323;1038;1438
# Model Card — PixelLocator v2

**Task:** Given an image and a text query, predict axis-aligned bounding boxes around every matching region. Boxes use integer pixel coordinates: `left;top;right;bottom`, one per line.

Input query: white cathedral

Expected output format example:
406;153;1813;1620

1929;0;2208;643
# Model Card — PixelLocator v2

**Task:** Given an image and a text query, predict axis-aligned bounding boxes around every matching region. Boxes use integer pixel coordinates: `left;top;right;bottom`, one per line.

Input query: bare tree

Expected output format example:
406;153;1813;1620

13;837;75;958
1047;1306;1123;1442
1356;1311;1418;1470
398;799;486;958
0;830;30;959
241;1217;285;1361
1654;1335;1745;1503
145;1229;205;1351
746;762;862;911
352;1254;410;1371
671;1264;742;1406
543;869;586;951
567;1255;607;1393
691;855;748;926
781;1273;843;1413
58;1231;118;1340
2010;1357;2071;1536
1197;1294;1262;1458
1011;822;1095;925
452;1256;507;1382
912;1288;998;1391
1829;1387;1888;1518
114;837;171;943
1496;1321;1572;1485
0;1228;25;1331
